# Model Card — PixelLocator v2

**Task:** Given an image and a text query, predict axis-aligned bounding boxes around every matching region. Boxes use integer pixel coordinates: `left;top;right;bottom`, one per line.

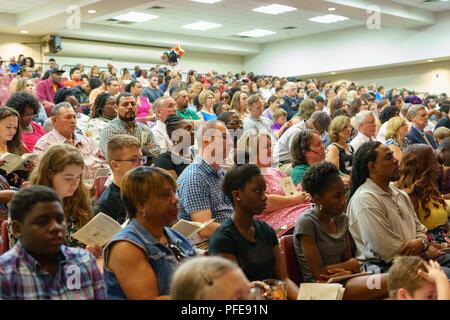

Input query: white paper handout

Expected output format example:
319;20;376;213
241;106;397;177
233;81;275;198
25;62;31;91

297;283;345;300
171;219;215;239
72;213;128;247
279;177;298;196
0;153;38;173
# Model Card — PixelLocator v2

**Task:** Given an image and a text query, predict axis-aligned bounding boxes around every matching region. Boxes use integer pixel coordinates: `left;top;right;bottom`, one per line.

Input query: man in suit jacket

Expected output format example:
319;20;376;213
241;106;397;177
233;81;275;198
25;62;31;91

405;105;437;149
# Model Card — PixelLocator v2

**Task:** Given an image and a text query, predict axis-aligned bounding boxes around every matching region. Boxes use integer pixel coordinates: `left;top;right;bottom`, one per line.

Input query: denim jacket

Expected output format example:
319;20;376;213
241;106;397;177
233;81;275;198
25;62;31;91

103;218;195;299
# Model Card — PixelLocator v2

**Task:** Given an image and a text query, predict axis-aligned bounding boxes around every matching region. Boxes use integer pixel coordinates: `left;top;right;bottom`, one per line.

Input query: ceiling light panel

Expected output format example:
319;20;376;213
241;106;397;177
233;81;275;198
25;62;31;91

238;29;276;37
113;12;159;23
309;14;349;24
253;3;297;15
182;21;223;30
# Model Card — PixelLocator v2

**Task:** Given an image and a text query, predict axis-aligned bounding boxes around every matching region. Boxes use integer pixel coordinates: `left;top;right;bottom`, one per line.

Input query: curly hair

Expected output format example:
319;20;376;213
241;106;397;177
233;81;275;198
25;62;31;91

5;91;40;116
301;161;340;197
396;144;446;219
384;116;407;143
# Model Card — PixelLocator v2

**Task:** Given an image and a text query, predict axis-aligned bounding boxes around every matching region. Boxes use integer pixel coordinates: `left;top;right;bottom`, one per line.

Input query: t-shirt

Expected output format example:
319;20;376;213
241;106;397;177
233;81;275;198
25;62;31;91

293;208;349;282
93;182;127;224
208;218;278;281
22;121;45;152
290;164;309;186
154;151;191;177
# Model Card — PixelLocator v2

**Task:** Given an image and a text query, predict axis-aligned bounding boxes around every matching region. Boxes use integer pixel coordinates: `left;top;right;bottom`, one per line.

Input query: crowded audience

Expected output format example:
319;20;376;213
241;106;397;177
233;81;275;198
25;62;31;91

0;56;449;301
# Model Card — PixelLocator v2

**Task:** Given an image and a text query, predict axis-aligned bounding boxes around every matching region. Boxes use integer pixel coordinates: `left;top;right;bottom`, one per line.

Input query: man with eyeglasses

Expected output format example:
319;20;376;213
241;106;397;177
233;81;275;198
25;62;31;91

94;135;144;224
99;92;161;162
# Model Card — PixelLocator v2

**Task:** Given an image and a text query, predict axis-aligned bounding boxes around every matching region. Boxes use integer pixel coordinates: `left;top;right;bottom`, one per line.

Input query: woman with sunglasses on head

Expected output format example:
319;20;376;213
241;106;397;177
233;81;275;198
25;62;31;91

83;92;117;148
103;167;196;300
208;164;299;300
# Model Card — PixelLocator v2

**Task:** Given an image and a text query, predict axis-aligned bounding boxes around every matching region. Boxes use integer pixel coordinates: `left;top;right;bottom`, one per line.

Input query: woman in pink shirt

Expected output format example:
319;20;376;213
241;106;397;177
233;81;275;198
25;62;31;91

126;80;155;121
5;91;44;152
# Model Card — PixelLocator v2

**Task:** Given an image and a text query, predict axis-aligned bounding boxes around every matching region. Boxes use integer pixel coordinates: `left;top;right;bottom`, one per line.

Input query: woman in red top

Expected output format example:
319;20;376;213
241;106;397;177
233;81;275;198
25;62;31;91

6;92;45;152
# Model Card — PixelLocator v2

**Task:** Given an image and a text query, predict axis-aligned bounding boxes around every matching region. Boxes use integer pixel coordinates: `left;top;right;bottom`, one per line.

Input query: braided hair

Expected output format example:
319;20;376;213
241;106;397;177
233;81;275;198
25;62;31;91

91;92;111;118
348;141;381;199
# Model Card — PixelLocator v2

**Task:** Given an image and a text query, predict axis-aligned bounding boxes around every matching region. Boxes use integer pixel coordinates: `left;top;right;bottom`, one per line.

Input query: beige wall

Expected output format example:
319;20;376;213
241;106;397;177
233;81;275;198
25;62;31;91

0;34;41;63
318;60;450;95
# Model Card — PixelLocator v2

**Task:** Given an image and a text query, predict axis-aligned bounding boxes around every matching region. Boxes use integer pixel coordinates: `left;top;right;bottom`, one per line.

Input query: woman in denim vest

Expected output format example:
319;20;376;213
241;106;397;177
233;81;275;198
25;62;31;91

103;167;196;299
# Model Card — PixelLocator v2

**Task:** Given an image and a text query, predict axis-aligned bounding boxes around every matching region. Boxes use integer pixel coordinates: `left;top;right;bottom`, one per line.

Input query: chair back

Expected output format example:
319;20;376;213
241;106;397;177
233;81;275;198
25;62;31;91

279;234;303;285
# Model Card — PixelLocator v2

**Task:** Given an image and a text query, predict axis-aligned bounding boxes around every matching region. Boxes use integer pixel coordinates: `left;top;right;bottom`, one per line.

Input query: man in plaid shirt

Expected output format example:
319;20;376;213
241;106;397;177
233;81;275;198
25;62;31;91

0;186;106;300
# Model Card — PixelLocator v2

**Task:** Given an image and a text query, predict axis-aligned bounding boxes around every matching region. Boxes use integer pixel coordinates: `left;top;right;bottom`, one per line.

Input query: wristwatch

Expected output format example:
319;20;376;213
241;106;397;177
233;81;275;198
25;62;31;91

421;239;429;251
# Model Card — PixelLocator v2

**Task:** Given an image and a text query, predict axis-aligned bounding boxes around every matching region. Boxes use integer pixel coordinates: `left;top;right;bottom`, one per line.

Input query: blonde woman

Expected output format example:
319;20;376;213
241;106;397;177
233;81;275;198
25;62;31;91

385;116;409;162
230;91;249;121
325;115;353;175
197;89;217;121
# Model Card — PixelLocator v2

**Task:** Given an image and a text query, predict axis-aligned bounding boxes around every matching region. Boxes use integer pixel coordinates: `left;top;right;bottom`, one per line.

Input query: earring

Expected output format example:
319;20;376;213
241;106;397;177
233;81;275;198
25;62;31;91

236;197;241;201
318;204;322;211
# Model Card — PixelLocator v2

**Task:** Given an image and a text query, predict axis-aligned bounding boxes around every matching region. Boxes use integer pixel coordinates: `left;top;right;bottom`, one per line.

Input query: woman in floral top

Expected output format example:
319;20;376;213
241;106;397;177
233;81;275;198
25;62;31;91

29;144;100;256
237;129;312;236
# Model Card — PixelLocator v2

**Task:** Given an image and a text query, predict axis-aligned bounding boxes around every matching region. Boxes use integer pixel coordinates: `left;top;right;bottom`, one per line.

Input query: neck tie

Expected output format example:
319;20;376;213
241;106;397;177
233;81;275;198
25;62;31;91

421;132;433;147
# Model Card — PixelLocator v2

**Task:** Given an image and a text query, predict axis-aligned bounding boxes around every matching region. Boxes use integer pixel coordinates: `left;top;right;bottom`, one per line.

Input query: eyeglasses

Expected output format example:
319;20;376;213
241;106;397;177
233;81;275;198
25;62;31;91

167;241;186;262
113;156;147;166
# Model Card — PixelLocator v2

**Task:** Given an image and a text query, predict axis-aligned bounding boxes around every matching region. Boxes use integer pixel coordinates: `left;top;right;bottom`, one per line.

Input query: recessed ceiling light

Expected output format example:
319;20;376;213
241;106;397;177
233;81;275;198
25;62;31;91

20;30;29;34
238;29;276;37
182;21;222;30
309;14;349;24
191;0;222;3
328;7;336;11
428;59;434;62
88;10;96;14
252;3;297;15
113;12;159;23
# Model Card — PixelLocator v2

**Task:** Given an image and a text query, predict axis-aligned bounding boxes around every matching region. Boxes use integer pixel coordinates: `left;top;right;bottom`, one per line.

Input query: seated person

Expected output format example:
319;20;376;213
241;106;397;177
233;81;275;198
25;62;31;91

177;121;233;239
325;115;353;175
208;164;299;300
271;108;290;140
170;256;252;300
94;135;143;224
34;102;108;180
294;162;360;282
348;141;450;276
0;185;106;299
0;107;33;188
29;145;99;256
290;129;326;185
103;167;196;299
397;144;449;249
83;92;117;148
388;256;450;300
6;92;45;152
437;137;450;198
99;93;160;162
433;127;450;146
237;129;311;237
154;114;194;179
43;88;90;134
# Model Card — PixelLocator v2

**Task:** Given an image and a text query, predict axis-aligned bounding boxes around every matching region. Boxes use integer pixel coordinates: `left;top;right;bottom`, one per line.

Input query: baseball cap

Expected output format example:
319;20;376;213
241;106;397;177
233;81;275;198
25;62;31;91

51;67;65;74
